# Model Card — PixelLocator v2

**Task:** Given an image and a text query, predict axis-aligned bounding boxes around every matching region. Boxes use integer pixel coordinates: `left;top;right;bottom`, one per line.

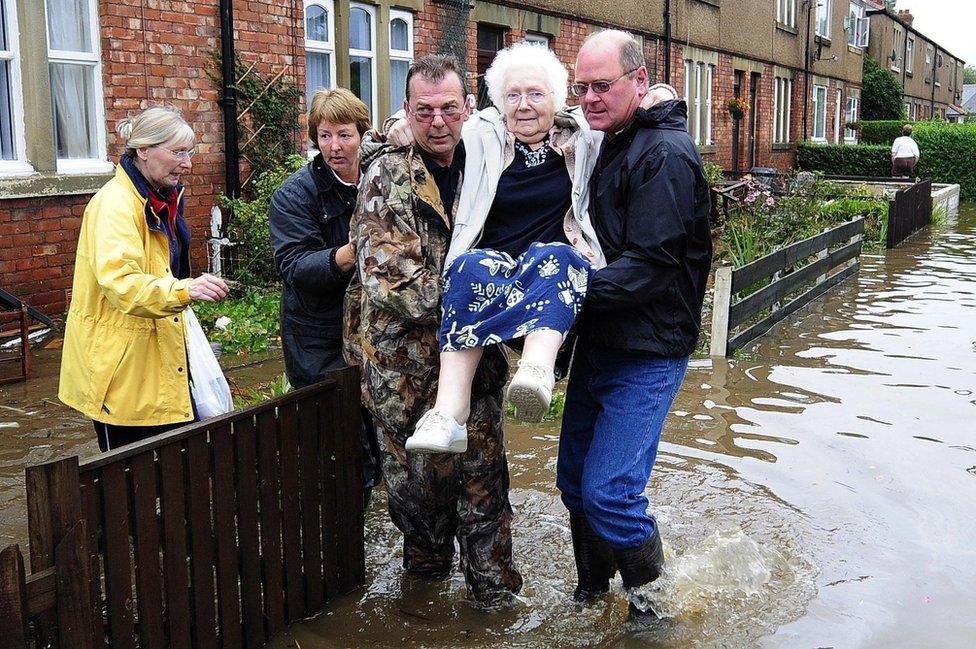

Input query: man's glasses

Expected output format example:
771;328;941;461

409;106;466;123
504;91;551;105
570;68;640;97
156;146;196;161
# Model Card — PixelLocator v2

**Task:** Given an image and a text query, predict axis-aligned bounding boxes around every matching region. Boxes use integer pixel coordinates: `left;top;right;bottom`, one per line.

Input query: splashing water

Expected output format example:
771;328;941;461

630;529;783;619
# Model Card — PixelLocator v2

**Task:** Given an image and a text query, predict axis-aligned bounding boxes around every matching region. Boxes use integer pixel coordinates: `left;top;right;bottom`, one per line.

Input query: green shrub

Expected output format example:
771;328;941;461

796;142;891;177
861;120;914;145
193;288;281;355
862;57;906;120
222;154;307;285
702;161;725;189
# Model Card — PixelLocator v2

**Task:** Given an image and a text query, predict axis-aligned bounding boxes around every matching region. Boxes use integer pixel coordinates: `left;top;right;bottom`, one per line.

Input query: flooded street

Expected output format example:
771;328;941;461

2;206;975;647
272;204;976;648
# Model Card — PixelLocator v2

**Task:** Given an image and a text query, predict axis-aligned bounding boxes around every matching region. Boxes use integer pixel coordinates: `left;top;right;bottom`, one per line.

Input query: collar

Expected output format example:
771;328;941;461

119;154;180;201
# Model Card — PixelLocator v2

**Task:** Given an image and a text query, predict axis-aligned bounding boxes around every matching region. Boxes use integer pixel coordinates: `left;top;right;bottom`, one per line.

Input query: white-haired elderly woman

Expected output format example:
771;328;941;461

400;41;607;454
59;107;229;452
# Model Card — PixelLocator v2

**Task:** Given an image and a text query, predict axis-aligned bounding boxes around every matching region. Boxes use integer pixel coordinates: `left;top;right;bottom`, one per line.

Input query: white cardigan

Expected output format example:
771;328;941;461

445;107;607;270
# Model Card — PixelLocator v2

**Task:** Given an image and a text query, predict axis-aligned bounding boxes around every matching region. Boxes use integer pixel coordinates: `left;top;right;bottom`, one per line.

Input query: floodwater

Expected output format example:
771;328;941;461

3;205;976;647
271;203;976;649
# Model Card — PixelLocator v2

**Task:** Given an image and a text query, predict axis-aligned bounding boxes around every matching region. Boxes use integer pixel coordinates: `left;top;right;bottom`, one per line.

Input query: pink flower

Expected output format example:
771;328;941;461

745;193;758;204
766;197;776;207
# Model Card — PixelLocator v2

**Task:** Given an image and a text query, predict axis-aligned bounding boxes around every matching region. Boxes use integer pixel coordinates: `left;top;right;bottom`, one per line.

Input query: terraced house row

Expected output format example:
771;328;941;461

0;0;964;317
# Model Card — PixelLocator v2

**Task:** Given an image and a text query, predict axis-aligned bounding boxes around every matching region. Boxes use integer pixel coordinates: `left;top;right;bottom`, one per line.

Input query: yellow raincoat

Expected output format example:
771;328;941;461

58;164;194;426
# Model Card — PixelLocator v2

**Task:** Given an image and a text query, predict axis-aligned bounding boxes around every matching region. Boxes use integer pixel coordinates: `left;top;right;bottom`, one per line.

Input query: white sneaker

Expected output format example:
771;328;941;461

506;361;554;423
406;408;468;454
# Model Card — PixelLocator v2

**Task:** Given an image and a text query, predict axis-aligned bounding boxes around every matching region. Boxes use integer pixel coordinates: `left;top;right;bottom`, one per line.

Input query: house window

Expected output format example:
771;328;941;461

683;59;713;147
773;76;792;144
891;27;903;71
47;0;108;172
844;93;859;142
0;0;29;173
777;0;796;28
905;37;915;74
925;45;933;82
815;0;831;39
848;2;869;47
476;24;505;109
524;33;550;48
304;0;336;106
349;3;376;119
389;9;413;116
812;84;827;141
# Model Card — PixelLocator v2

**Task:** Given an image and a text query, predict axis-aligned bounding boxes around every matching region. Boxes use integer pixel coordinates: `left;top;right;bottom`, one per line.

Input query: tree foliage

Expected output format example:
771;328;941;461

861;57;905;121
965;66;976;85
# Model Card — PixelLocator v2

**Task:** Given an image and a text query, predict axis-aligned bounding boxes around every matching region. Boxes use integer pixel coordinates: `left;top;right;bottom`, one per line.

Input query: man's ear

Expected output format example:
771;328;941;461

635;66;649;98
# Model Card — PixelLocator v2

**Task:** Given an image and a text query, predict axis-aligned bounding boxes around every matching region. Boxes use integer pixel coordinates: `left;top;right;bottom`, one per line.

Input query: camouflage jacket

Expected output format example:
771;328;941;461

343;145;459;434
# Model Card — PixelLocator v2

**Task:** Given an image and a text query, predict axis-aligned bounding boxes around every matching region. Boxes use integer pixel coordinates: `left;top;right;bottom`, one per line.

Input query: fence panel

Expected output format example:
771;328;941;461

887;180;932;248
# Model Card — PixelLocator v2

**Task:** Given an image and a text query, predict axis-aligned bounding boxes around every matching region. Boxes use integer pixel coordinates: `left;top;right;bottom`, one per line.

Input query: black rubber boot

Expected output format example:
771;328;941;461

613;527;665;619
569;510;617;602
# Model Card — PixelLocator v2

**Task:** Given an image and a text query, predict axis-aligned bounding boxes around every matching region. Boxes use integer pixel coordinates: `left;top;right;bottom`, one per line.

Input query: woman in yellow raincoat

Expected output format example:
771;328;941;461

59;107;228;451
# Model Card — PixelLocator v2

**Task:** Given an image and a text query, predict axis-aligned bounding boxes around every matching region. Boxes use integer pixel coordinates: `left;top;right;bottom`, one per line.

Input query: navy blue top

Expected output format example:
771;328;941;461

418;141;465;221
478;139;571;258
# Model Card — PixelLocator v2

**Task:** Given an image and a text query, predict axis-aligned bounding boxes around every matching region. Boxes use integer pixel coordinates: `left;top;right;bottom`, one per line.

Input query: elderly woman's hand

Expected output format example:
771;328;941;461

188;274;229;302
387;118;415;148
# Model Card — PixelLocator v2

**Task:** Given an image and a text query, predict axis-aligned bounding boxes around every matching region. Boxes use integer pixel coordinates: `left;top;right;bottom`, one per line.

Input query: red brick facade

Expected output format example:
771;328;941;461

0;0;861;320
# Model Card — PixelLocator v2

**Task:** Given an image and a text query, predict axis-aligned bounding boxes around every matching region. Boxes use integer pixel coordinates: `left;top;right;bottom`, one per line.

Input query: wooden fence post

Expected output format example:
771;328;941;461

0;545;28;649
710;266;733;357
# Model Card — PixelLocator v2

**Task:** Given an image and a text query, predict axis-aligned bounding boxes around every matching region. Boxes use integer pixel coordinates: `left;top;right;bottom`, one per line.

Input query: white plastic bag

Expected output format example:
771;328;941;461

184;307;233;418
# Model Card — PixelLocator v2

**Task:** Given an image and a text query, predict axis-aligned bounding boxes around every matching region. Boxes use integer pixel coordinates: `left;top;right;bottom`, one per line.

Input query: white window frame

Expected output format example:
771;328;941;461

773;76;792;145
833;88;842;143
891;28;903;72
683;58;713;147
46;0;111;175
777;0;796;29
844;94;859;143
815;0;832;39
349;2;377;120
524;32;550;47
906;36;914;74
0;0;32;176
388;8;413;116
812;84;827;142
304;0;337;104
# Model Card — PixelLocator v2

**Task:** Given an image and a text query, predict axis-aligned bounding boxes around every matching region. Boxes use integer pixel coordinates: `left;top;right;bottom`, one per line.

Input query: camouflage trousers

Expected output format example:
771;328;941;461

375;349;523;605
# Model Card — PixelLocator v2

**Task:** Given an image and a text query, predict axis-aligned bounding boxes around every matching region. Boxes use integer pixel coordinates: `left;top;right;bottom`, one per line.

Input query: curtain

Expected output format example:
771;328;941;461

390;60;408;116
350;56;372;118
46;0;92;52
306;51;332;105
51;62;94;158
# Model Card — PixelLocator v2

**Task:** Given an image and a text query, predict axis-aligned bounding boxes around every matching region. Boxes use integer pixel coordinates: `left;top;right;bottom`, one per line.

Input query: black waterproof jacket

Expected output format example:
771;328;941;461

269;154;358;387
576;100;712;357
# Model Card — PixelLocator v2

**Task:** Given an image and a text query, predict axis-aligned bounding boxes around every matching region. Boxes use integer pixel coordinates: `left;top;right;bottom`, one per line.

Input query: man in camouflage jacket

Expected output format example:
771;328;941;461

344;55;522;605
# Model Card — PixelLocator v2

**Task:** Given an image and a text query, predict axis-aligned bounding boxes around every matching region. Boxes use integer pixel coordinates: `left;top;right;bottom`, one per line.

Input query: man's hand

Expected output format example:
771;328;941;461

188;274;229;302
387;118;415;148
334;242;356;273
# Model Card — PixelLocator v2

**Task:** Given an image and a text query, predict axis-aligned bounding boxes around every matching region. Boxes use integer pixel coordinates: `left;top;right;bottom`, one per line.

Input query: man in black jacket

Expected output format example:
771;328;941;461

557;30;712;613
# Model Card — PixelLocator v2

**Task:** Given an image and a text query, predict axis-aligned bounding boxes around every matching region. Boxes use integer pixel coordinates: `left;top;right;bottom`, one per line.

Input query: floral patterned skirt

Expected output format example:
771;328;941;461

439;242;595;352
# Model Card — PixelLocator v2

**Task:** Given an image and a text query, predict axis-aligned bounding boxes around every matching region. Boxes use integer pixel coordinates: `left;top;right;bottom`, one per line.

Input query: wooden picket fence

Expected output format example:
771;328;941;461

887;179;932;248
0;366;365;649
710;217;865;356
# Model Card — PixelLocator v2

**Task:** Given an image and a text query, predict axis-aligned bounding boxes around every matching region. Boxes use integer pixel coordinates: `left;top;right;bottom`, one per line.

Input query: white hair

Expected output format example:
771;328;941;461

483;41;568;113
117;107;194;157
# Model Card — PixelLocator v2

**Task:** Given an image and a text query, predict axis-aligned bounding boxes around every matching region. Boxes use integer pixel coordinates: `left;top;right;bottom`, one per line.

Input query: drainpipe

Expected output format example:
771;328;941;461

930;46;939;118
219;0;240;201
803;0;813;140
664;0;672;84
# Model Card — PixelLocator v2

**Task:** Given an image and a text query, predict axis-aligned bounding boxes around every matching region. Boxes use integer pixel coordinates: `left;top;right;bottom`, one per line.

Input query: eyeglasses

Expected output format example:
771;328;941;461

570;68;640;97
155;146;196;161
504;91;552;105
409;106;466;123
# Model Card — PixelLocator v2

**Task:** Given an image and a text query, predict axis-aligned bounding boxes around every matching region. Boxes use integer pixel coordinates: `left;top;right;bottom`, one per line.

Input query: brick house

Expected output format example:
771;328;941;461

1;0;868;318
863;4;966;121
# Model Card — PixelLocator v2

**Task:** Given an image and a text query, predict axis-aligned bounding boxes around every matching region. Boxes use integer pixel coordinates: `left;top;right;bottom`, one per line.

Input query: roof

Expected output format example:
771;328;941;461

964;85;976;112
866;8;966;65
947;104;966;116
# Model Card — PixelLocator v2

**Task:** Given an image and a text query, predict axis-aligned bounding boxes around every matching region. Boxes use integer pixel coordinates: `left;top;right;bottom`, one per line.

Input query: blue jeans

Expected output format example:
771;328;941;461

557;344;688;550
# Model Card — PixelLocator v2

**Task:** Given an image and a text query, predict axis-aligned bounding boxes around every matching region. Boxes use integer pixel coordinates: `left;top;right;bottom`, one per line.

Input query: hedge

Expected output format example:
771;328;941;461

798;122;976;201
796;142;890;177
860;120;915;145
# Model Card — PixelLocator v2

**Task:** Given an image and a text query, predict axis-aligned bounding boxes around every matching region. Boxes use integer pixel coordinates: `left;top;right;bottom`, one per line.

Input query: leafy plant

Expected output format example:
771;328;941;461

192;288;281;355
233;372;292;409
726;97;750;120
862;56;906;121
703;161;725;189
796;141;891;177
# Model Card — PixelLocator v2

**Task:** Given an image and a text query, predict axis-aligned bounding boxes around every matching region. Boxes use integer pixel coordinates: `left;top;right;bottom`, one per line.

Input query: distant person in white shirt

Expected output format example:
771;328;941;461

891;124;920;177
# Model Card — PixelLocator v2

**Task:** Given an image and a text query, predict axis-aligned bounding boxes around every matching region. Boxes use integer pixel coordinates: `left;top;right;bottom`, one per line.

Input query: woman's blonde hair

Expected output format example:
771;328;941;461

307;88;372;144
117;107;194;157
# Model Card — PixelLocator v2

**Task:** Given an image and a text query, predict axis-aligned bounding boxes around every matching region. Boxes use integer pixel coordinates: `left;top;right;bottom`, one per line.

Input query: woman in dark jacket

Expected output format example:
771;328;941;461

269;88;380;488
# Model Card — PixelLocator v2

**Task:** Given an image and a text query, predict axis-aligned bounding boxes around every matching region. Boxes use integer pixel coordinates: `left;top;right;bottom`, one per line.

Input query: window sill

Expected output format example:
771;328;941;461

891;66;901;73
0;170;115;200
906;71;914;78
56;159;116;176
810;138;828;145
844;138;858;145
0;161;37;178
776;22;798;35
772;143;793;151
815;35;832;47
848;45;863;55
698;145;717;154
693;0;720;8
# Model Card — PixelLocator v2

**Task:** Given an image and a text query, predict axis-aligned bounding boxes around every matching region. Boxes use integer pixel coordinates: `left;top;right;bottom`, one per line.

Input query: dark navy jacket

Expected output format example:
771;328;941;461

269;154;358;387
577;100;713;357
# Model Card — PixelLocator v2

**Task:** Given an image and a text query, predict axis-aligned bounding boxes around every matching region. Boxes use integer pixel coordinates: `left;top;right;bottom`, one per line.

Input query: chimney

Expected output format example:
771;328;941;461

897;9;914;26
